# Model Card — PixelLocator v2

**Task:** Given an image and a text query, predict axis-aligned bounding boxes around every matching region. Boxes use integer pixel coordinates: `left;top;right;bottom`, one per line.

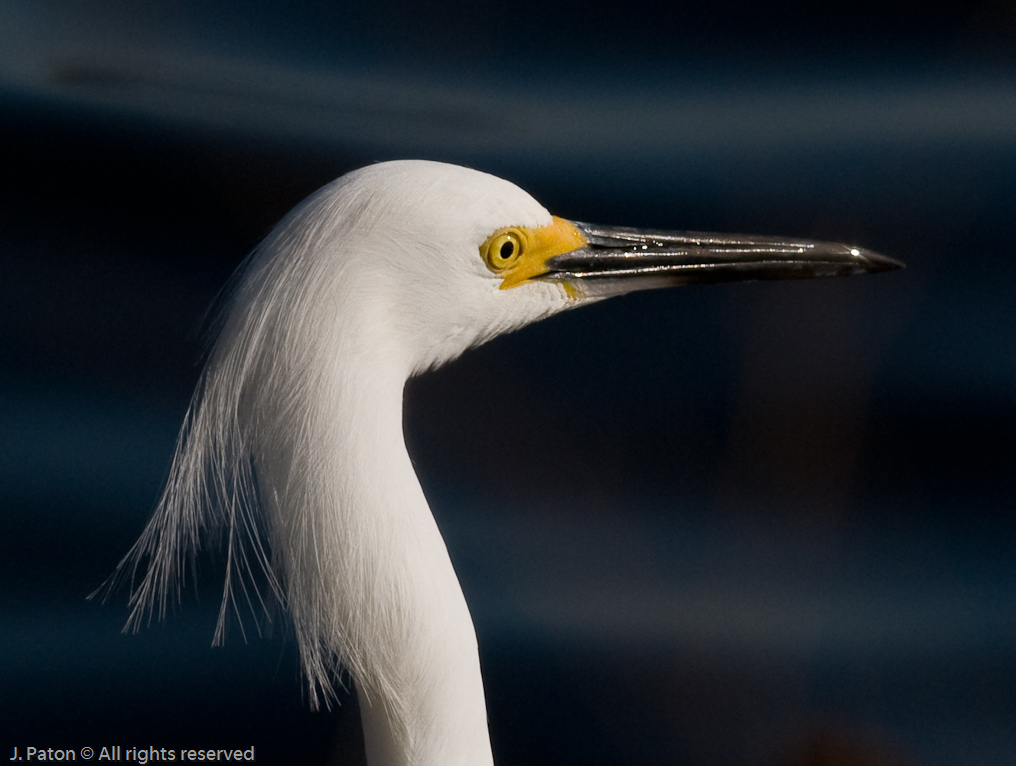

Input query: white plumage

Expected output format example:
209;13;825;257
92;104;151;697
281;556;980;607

105;160;899;766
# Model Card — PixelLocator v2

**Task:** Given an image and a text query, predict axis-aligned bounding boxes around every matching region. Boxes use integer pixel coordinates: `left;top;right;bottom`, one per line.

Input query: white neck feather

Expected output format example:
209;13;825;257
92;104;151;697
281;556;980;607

308;360;493;766
252;313;493;766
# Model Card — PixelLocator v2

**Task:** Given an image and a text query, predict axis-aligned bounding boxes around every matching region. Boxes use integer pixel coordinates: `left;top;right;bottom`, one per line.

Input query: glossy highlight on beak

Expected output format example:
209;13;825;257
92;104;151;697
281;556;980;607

539;221;903;298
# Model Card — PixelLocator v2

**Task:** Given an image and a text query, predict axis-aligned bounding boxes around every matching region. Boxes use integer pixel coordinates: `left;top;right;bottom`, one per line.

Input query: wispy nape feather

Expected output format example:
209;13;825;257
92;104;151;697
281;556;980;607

94;178;371;708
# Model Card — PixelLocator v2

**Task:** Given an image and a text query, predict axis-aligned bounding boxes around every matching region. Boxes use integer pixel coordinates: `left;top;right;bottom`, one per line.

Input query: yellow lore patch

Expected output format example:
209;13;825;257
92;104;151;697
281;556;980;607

479;216;587;289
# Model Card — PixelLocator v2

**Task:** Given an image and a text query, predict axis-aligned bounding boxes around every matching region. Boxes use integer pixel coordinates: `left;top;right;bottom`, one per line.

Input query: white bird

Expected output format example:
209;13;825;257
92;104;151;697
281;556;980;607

104;160;899;766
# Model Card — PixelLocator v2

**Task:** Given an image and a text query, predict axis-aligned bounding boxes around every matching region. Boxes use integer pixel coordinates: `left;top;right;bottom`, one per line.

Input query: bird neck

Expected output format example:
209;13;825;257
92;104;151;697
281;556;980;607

284;344;494;766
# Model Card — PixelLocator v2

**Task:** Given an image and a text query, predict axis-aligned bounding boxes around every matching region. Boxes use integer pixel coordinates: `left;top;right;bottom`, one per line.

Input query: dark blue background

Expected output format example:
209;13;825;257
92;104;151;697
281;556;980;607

2;2;1014;764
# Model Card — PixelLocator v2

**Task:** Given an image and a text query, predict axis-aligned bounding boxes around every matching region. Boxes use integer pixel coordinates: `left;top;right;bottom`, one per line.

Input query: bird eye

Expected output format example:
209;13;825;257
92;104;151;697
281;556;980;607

482;230;524;272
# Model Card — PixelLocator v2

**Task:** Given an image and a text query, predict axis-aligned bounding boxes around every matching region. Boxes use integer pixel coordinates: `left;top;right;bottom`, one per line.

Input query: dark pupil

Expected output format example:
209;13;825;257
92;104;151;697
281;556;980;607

499;240;515;260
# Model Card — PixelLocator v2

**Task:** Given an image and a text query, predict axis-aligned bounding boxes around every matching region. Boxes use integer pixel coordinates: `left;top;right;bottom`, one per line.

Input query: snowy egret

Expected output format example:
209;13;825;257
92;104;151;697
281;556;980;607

104;160;900;766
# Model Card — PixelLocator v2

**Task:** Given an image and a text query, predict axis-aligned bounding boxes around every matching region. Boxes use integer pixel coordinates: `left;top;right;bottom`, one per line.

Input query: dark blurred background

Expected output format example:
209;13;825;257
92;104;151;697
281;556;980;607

2;1;1015;764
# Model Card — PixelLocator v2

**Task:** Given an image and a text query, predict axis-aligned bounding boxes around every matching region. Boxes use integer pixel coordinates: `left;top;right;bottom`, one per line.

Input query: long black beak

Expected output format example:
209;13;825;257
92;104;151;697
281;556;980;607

541;221;903;297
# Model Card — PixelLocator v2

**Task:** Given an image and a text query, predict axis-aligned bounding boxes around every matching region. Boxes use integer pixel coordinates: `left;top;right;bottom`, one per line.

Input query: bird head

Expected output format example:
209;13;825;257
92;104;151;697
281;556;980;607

238;160;901;378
